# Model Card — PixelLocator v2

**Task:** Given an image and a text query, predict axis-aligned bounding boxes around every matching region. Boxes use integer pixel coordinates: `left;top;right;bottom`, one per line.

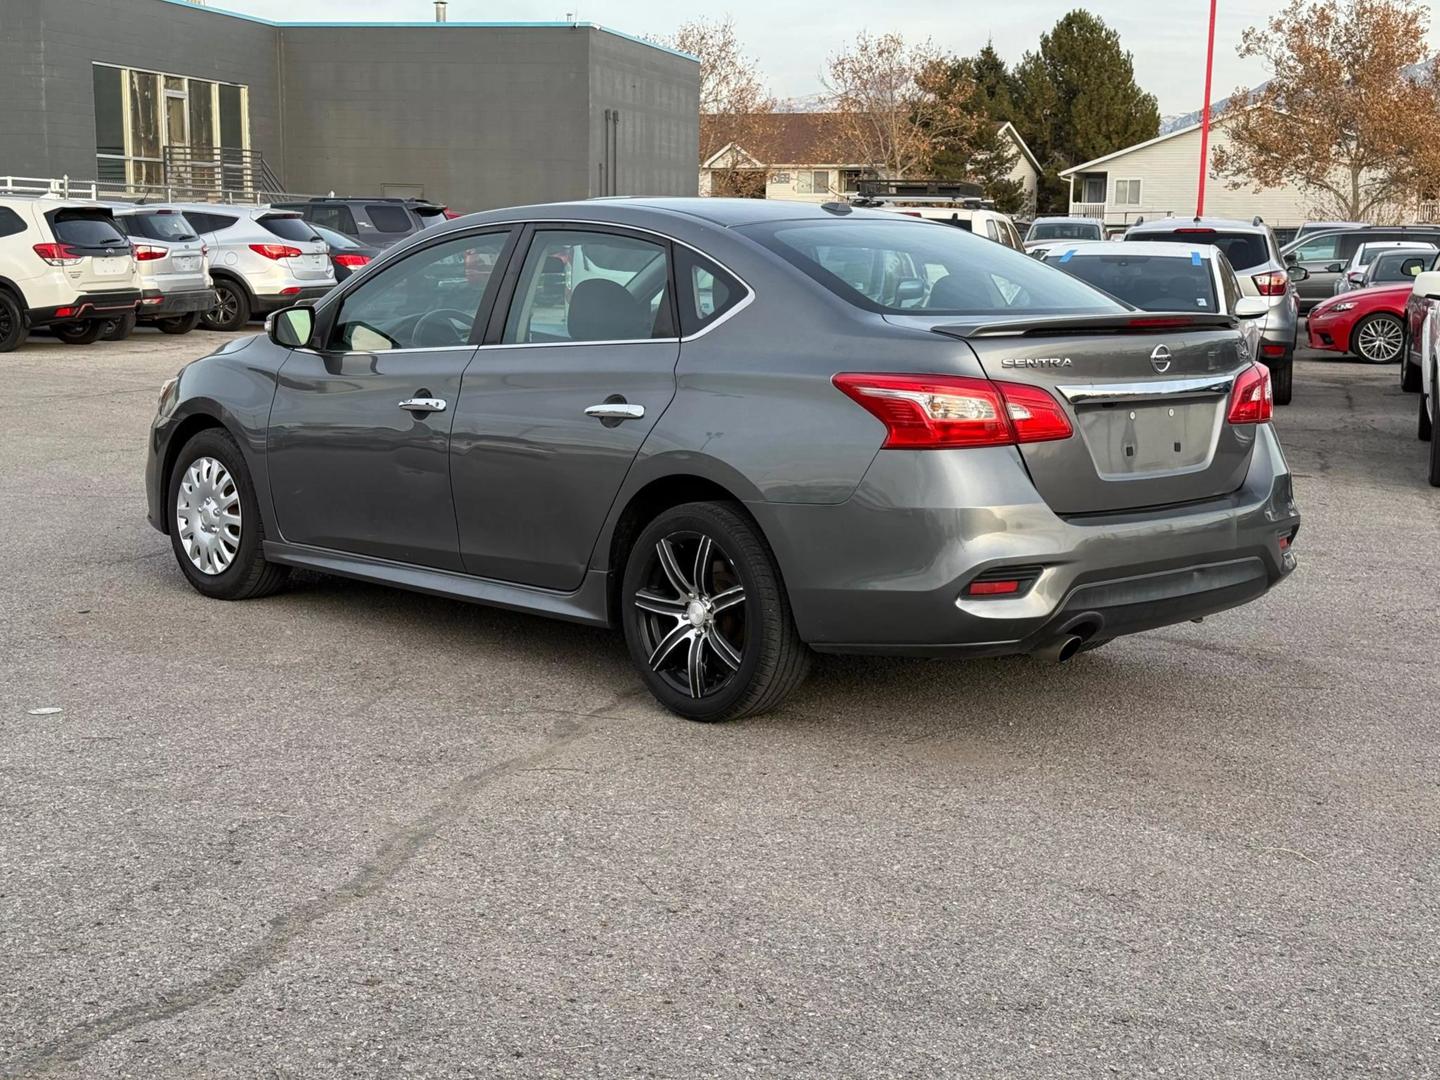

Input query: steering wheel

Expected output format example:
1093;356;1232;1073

411;308;473;348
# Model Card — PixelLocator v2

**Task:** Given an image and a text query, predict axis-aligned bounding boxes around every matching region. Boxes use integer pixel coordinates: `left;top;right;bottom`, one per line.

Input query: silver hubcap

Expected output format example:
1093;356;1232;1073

634;533;746;699
176;456;241;575
1357;317;1402;362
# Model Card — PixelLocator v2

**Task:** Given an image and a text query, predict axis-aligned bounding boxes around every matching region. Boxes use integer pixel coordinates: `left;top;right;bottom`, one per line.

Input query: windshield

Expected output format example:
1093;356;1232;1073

740;219;1121;316
1045;252;1217;313
1130;230;1269;271
1027;221;1103;242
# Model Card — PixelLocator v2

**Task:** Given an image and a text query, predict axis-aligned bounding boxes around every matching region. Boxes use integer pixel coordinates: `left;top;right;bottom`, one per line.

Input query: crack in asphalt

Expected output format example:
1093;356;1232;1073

1;691;644;1078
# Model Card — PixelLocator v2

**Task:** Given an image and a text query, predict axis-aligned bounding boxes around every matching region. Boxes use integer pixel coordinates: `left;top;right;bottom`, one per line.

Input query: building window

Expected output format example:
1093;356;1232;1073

92;63;249;195
796;170;831;195
1114;179;1142;206
1081;176;1106;204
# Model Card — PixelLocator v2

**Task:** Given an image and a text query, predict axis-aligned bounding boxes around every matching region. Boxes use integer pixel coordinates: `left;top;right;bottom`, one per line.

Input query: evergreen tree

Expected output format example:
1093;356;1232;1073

1011;10;1160;211
922;49;1027;215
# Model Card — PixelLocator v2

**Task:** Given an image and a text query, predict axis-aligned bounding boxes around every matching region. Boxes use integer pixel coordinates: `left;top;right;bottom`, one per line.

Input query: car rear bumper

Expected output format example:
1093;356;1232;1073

252;286;333;314
29;290;142;327
138;288;217;317
753;427;1299;655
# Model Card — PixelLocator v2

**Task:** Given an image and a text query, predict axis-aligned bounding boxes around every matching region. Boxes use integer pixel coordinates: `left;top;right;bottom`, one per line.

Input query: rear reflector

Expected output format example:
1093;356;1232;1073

1226;364;1273;424
1260;342;1286;357
279;286;302;296
967;579;1021;596
54;307;75;318
832;373;1073;449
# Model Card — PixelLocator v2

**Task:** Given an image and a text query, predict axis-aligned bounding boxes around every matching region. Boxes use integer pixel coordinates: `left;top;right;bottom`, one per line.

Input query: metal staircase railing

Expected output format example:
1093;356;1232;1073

162;145;287;200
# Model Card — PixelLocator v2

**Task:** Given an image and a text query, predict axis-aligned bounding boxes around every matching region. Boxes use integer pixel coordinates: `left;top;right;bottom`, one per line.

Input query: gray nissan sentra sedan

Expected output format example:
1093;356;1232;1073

144;198;1299;722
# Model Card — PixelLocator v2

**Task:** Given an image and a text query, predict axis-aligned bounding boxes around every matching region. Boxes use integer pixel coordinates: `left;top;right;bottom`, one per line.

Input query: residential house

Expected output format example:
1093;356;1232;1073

1059;118;1313;229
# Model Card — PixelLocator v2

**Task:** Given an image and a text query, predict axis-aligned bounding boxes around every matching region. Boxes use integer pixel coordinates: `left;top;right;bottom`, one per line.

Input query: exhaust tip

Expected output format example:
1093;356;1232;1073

1055;634;1083;664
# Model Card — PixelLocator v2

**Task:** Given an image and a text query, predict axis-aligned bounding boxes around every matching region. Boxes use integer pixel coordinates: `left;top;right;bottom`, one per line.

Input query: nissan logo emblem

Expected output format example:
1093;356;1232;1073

1150;344;1173;373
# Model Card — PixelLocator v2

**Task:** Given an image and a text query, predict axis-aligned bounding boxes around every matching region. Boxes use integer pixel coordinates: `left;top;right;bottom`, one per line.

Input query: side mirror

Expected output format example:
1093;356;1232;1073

1412;270;1440;300
267;305;314;348
1288;265;1309;281
1325;262;1344;273
893;277;927;304
1234;296;1269;319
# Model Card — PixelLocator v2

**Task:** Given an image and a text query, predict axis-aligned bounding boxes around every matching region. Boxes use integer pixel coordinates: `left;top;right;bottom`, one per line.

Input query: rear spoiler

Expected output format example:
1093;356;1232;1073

932;313;1239;339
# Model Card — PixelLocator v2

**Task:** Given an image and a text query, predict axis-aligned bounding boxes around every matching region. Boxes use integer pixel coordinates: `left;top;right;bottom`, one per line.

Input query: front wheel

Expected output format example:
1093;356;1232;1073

622;501;809;722
53;321;103;345
1352;314;1404;364
201;280;251;332
166;428;289;600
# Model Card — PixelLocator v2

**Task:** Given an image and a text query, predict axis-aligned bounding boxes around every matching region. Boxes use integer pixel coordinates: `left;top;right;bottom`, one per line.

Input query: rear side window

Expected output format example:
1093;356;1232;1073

185;212;238;234
309;204;358;234
742;219;1120;317
675;248;746;336
49;212;127;249
123;212;198;242
1130;230;1268;271
0;207;27;238
1045;252;1218;312
365;204;415;234
258;215;320;242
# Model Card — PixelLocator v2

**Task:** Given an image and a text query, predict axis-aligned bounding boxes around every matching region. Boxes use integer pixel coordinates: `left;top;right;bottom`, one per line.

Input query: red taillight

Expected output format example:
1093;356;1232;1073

1260;342;1286;358
33;242;82;266
1227;364;1273;424
1252;271;1288;296
1127;315;1201;330
333;253;370;268
249;243;303;260
132;244;166;261
832;373;1072;449
1174;228;1217;235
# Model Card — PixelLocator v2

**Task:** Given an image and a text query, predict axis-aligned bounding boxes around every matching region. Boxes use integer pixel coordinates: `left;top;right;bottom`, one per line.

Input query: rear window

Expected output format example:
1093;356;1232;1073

740;219;1121;316
49;212;128;250
1045;252;1217;313
258;214;320;242
1028;221;1103;242
365;204;415;233
1130;229;1269;271
122;211;198;242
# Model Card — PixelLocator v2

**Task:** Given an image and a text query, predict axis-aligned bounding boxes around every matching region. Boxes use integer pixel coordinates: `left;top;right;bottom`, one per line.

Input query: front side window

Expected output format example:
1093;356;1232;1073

1044;253;1218;312
330;231;510;352
742;219;1120;317
503;230;673;344
1288;234;1341;263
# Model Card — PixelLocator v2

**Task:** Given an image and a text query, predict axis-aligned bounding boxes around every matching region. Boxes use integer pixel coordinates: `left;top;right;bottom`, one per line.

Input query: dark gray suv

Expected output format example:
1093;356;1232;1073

145;199;1299;721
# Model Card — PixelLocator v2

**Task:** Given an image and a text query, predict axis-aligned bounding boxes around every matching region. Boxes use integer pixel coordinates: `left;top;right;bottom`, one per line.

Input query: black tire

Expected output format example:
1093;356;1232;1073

201;279;251;332
99;312;136;341
1271;351;1294;406
1350;313;1405;364
0;290;27;353
53;321;103;345
155;311;201;335
166;427;289;600
621;501;809;722
1421;381;1433;443
1402;355;1422;393
1430;361;1440;487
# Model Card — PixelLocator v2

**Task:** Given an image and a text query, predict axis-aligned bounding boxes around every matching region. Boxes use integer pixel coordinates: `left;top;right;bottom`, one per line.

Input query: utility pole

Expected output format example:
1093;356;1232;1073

1196;0;1218;218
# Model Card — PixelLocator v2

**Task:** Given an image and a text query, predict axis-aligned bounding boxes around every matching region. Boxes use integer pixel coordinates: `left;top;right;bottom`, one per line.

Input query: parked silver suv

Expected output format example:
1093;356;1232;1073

1126;216;1303;405
161;204;335;331
109;205;215;337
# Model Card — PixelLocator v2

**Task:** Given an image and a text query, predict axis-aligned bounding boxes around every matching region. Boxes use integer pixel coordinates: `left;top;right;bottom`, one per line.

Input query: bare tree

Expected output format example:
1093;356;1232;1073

823;32;984;179
661;17;778;195
1211;0;1440;221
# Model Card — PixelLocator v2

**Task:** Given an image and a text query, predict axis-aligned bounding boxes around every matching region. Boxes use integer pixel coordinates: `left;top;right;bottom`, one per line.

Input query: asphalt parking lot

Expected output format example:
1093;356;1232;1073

2;327;1437;1078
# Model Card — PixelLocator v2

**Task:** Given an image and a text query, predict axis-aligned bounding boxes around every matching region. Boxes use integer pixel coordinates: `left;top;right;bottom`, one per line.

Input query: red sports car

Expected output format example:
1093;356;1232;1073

1306;281;1410;363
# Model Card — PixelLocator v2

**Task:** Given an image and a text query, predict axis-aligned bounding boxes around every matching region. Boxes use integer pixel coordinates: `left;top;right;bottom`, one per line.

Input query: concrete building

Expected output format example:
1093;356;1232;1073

1060;119;1313;230
0;0;700;210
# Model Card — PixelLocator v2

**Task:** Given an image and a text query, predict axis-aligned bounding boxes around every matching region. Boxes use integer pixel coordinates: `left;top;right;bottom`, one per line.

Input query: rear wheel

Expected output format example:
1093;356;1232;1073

201;280;251;332
53;321;103;346
1352;313;1404;364
1402;355;1422;392
155;311;201;335
0;290;27;352
99;312;136;341
622;501;809;722
1270;351;1294;406
167;428;289;600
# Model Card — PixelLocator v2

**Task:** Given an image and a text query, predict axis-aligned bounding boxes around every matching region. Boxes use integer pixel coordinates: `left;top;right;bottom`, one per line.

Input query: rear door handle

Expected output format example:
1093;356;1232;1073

584;403;645;420
399;397;447;413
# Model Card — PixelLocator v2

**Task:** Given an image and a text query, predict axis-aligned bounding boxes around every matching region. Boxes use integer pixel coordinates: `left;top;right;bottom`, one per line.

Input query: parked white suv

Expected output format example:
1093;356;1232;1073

0;195;141;351
160;204;335;331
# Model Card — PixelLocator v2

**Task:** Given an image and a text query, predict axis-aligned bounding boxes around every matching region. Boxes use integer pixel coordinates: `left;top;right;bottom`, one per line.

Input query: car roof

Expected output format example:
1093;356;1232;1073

1040;240;1220;259
438;197;917;232
1127;216;1267;234
1030;216;1104;226
153;203;301;219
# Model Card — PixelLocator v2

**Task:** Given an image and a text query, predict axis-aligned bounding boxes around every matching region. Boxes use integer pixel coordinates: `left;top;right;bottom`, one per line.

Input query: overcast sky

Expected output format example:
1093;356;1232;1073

212;0;1438;118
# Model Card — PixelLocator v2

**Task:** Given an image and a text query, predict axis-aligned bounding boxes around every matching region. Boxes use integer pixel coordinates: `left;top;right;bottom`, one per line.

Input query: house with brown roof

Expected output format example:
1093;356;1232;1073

699;113;1041;214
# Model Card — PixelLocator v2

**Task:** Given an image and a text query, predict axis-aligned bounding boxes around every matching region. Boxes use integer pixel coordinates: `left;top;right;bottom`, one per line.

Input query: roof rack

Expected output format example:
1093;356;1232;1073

851;178;993;209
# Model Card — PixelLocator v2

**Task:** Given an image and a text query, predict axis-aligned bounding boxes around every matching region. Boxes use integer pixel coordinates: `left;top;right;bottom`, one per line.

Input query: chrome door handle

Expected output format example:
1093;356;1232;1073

584;403;645;420
399;397;447;413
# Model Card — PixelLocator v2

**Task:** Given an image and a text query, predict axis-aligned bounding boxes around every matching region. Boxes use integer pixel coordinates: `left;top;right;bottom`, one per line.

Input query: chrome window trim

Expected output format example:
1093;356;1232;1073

1056;374;1237;405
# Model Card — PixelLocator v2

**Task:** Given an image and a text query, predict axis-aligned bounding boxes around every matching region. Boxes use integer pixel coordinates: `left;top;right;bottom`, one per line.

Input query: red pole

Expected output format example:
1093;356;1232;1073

1197;0;1218;218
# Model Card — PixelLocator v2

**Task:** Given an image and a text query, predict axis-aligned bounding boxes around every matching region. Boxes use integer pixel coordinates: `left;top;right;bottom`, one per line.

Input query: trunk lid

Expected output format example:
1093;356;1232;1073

893;312;1258;514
